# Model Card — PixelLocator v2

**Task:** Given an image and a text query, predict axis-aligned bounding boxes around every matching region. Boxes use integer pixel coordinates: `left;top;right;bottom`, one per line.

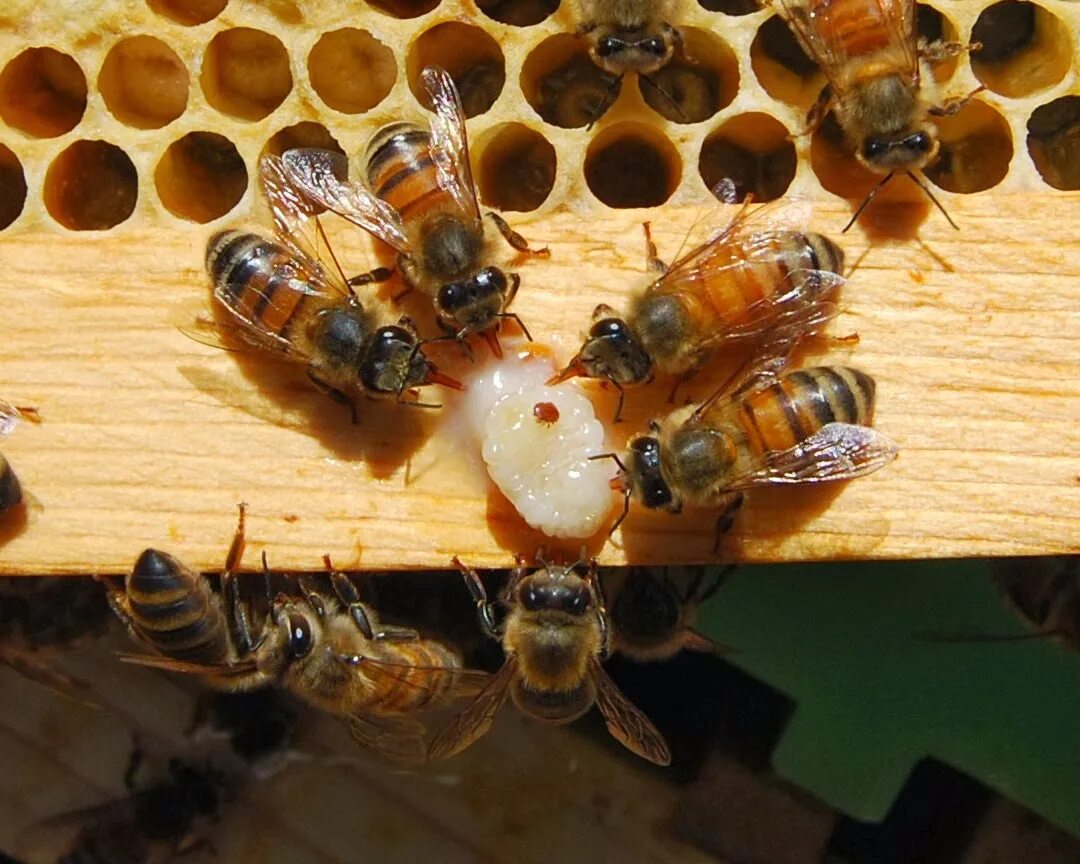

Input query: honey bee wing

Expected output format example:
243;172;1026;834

589;658;671;766
877;0;919;82
0;400;23;436
345;714;429;768
282;148;411;253
116;652;260;679
730;421;899;488
774;0;860;92
688;338;801;423
421;66;483;229
344;653;493;703
258;155;353;298
427;657;516;761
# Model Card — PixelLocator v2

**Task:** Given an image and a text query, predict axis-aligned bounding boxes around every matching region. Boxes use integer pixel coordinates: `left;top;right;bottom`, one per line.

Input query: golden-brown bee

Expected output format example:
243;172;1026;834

282;66;547;356
0;400;39;515
598;359;898;543
550;198;845;421
577;0;681;78
991;556;1080;653
774;0;981;228
106;509;490;767
604;565;732;661
203;156;461;420
428;555;671;766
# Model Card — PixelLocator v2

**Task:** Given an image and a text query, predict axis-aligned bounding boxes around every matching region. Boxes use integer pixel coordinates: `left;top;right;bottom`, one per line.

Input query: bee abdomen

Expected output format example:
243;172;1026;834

377;640;462;712
126;549;230;663
0;453;23;512
365;122;449;221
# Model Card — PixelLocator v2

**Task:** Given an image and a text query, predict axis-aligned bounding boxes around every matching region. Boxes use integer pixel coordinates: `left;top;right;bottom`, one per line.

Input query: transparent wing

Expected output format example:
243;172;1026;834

421;65;483;229
589;658;671;766
773;0;856;92
345;713;429;768
687;335;804;423
0;400;37;436
729;422;899;489
116;652;260;679
427;657;515;761
695;293;841;352
344;653;492;706
282;148;411;253
876;0;919;83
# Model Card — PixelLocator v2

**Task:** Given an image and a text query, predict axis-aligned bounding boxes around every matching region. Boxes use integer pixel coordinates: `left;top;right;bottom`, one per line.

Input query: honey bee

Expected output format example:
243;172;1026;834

428;555;671;766
604;565;732;661
106;509;489;767
282;66;547;356
774;0;982;229
550;198;845;421
0;400;39;516
204;155;461;421
596;358;898;544
991;556;1080;653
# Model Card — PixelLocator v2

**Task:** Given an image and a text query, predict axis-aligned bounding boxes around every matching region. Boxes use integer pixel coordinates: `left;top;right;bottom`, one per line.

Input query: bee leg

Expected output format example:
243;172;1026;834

929;85;986;118
307;369;361;424
328;567;418;642
583;560;614;657
795;85;834;137
712;493;745;554
392;255;421;302
605;375;627;424
591;303;618;321
918;38;981;64
642;222;667;276
347;266;393;288
297;574;327;619
452;556;500;638
486;211;550;258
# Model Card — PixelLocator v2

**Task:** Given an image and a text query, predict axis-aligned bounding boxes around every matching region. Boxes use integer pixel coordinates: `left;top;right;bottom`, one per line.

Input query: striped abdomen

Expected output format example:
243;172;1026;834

365;639;466;713
0;453;22;512
737;366;876;455
808;0;897;62
206;230;318;348
365;122;458;224
125;549;230;664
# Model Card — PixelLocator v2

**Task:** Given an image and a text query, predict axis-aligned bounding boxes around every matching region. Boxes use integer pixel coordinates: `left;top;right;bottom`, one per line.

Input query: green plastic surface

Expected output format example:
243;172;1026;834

697;560;1080;835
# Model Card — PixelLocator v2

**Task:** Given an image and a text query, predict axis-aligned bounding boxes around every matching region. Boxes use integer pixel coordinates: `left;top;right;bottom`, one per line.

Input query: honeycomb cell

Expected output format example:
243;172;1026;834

475;123;556;212
699;113;796;203
971;1;1071;98
155;132;247;223
201;28;292;121
923;99;1012;194
699;0;758;15
584;122;680;208
522;34;618;129
0;48;87;138
43;140;137;230
408;23;505;118
639;28;737;124
810;114;924;206
263;121;345;160
917;4;961;83
750;15;822;107
98;36;188;130
0;143;26;230
477;0;558;26
1027;96;1080;191
146;0;227;24
366;0;440;18
308;29;396;115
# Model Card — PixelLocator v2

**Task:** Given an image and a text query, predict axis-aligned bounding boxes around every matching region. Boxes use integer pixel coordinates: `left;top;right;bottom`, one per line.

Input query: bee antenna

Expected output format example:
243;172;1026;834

609;487;632;536
587;73;623;132
640;73;688;123
907;171;959;231
589;451;627;472
842;171;894;233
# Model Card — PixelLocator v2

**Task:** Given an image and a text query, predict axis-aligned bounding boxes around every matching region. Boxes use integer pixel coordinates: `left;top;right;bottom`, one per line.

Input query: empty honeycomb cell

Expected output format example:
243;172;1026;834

475;122;556;212
970;1;1071;98
146;0;227;25
155;131;247;223
522;34;618;129
923;99;1012;194
263;121;345;160
0;48;87;138
201;28;292;121
639;28;737;124
308;29;396;115
43;140;137;230
699;113;797;203
407;23;505;118
584;122;680;208
365;0;440;18
809;114;924;206
98;36;188;130
1027;96;1080;191
699;0;758;15
477;0;558;27
917;4;960;83
750;15;822;108
0;143;26;230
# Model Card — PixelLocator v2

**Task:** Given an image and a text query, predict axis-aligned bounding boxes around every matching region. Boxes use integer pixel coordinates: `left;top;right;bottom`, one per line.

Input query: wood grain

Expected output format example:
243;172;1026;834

0;192;1078;574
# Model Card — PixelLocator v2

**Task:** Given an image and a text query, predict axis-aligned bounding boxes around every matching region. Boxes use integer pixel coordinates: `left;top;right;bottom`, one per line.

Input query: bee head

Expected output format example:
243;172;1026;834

590;28;676;76
572;317;654;386
859;129;938;172
436;266;510;334
516;566;592;618
626;434;679;512
358;324;421;394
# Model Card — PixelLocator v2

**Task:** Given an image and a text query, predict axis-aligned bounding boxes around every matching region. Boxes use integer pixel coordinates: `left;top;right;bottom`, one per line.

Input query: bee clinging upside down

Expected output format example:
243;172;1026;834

203;155;461;421
282;66;548;357
774;0;982;229
550;197;845;421
429;555;671;766
0;401;40;516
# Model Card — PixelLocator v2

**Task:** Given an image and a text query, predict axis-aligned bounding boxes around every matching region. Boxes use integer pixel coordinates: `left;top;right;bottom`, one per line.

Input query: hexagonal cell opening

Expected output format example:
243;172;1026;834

43;140;137;230
971;1;1071;98
0;144;26;231
477;0;558;26
98;36;189;130
1027;96;1080;191
475;123;556;212
639;28;738;124
699;0;758;15
924;99;1012;194
407;23;505;118
146;0;227;25
0;47;87;138
201;28;292;121
750;15;822;108
308;28;396;115
365;0;440;18
522;34;619;129
155;132;247;223
699;113;797;203
584;122;681;208
263;122;345;160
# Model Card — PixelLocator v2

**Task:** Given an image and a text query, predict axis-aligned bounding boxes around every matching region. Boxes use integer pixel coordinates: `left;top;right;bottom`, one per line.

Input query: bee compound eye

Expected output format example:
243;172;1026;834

910;131;932;152
597;35;623;57
862;139;889;161
476;266;507;292
521;583;544;611
641;36;667;56
437;281;467;311
590;317;627;339
285;613;313;659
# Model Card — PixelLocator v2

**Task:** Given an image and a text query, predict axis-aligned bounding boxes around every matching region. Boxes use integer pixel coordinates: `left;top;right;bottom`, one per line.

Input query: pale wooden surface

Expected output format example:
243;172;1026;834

0;192;1078;574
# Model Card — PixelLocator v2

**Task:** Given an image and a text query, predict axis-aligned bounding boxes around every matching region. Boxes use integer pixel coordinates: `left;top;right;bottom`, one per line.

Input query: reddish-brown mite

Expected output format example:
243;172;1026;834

533;401;560;425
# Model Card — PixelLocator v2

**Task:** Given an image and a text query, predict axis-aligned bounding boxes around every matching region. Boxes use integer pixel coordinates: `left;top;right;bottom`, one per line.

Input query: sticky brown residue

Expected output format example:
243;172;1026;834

283;513;299;523
533;401;559;425
909;269;925;284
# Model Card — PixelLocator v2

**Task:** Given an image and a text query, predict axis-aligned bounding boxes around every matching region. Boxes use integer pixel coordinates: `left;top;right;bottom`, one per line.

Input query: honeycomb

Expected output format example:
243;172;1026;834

0;0;1076;235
